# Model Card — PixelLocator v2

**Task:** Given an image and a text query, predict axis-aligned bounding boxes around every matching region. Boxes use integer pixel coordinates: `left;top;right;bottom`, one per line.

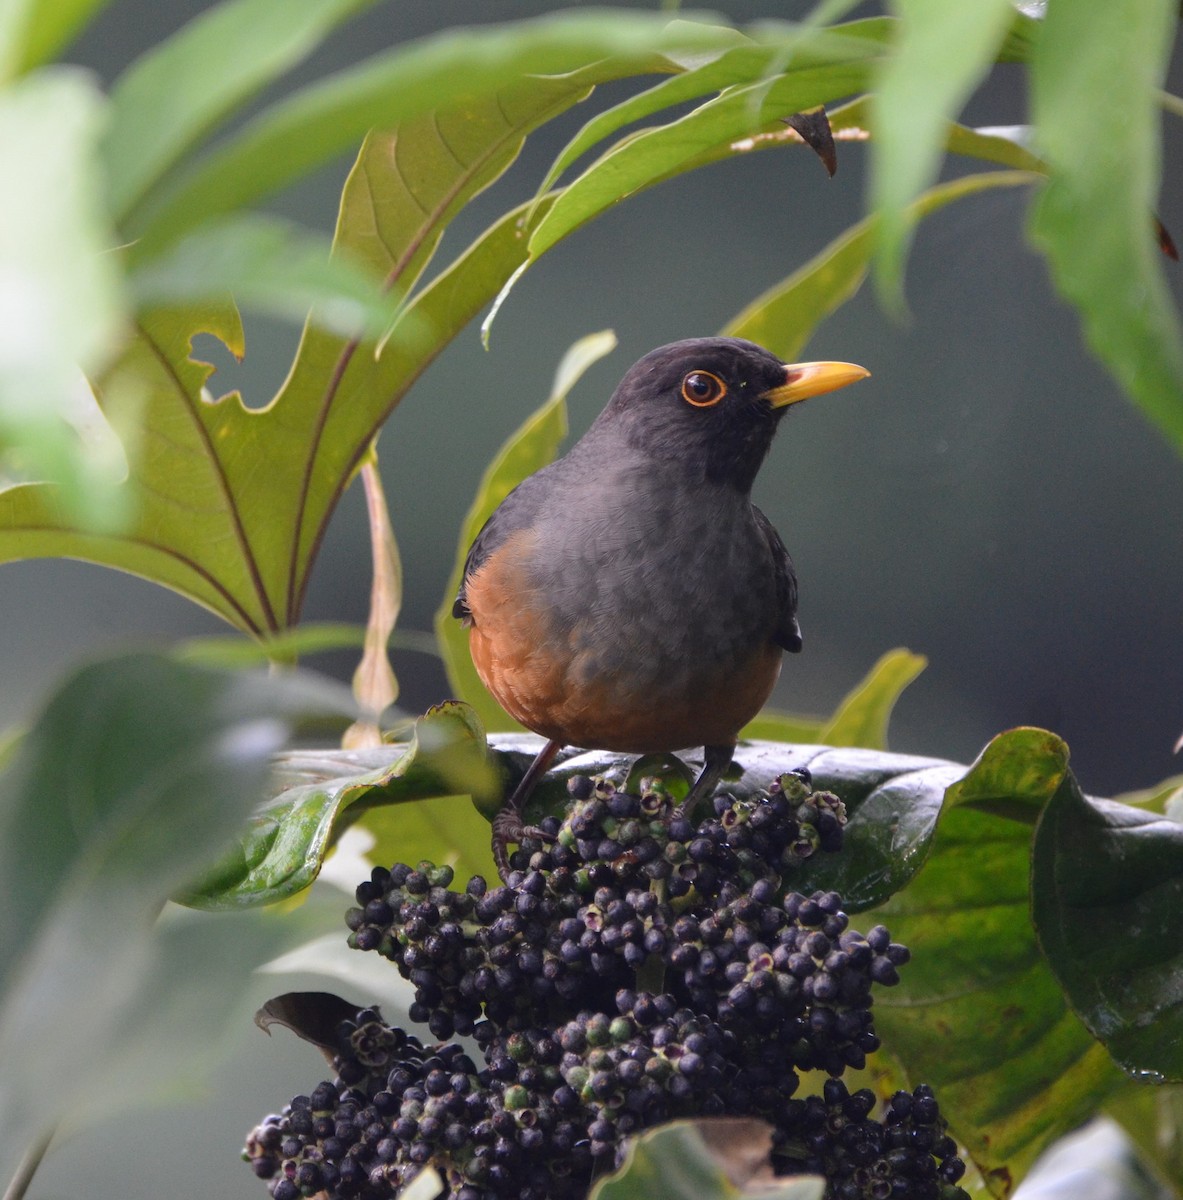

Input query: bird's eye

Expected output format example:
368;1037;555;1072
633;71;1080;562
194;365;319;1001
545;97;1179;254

680;370;726;407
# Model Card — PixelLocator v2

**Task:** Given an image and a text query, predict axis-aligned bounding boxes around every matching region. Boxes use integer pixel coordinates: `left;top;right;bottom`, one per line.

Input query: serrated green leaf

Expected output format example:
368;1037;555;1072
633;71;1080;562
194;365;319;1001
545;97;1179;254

1027;0;1183;456
0;0;111;78
127;214;399;337
435;330;618;733
589;1118;824;1200
124;13;743;255
0;69;128;530
178;702;498;910
725;170;1035;358
872;728;1126;1196
868;0;1018;307
1032;777;1183;1081
105;0;375;222
0;652;352;1168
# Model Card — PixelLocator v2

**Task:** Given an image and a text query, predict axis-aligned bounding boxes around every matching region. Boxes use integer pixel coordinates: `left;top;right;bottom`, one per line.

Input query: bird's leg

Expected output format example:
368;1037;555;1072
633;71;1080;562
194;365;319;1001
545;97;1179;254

492;738;563;880
675;742;736;819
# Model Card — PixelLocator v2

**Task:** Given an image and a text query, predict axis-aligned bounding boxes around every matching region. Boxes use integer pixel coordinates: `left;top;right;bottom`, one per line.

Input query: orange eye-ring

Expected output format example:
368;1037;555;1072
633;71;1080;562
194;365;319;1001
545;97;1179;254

681;370;726;407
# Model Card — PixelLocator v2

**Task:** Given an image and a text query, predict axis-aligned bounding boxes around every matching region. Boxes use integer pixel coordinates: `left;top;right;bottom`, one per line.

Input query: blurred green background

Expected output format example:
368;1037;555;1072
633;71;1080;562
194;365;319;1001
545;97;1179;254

5;3;1183;1194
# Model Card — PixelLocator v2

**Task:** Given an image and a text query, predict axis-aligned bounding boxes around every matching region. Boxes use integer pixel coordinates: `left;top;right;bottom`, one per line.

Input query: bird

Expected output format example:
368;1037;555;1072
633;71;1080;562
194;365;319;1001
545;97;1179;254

453;337;869;877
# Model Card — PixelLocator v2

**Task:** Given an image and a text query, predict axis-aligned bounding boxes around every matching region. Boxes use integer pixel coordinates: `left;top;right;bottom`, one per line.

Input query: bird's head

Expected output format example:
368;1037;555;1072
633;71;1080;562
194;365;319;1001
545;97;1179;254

594;337;869;492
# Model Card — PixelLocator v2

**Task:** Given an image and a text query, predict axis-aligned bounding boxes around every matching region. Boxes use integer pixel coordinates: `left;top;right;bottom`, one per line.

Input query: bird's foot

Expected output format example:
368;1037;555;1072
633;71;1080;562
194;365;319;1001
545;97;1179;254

492;809;556;881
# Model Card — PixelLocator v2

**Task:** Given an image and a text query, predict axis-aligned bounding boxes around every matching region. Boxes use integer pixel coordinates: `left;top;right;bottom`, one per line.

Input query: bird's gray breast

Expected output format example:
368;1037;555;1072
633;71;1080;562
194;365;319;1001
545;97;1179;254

528;459;780;696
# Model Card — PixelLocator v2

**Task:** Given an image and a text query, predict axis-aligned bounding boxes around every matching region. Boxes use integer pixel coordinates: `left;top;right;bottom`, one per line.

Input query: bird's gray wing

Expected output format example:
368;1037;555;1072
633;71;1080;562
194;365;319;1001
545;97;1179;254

753;505;802;653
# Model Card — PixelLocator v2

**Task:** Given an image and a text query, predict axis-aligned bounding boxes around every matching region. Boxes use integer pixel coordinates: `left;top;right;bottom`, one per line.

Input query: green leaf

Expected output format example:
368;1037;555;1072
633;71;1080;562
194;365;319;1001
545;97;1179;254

820;648;925;750
179;702;499;909
0;652;352;1166
177;622;369;668
435;330;619;732
740;710;825;743
589;1118;824;1200
0;0;112;78
1032;776;1183;1081
0;69;128;530
105;0;376;223
724;170;1035;358
1027;0;1183;456
491;31;884;326
124;13;744;254
872;728;1126;1196
868;0;1018;306
127;214;399;337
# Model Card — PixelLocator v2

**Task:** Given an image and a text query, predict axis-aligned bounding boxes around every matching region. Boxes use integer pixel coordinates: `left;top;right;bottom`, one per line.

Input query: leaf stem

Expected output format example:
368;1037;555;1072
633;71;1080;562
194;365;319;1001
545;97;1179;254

1160;89;1183;120
4;1128;55;1200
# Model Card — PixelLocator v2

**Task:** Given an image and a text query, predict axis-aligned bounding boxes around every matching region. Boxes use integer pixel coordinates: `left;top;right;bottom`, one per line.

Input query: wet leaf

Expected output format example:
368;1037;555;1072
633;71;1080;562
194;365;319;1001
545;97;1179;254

1032;775;1183;1081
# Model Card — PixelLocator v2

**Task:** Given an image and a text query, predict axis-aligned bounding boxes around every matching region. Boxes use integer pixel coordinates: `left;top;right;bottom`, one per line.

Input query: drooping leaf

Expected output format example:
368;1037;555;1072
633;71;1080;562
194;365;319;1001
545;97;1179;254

0;652;352;1168
126;214;399;336
820;648;926;749
725;169;1036;359
872;728;1126;1197
105;0;376;223
868;0;1019;307
1032;775;1183;1081
178;702;499;910
0;69;128;530
1027;0;1183;455
435;330;618;731
124;14;746;255
589;1118;824;1200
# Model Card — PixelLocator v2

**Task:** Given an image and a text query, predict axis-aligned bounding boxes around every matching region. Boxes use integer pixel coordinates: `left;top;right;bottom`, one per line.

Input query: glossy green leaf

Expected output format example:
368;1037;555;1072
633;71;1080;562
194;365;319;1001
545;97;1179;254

726;170;1036;358
0;652;352;1168
178;702;499;910
0;69;128;530
0;0;111;78
435;330;618;732
872;729;1126;1196
1032;775;1183;1081
125;13;742;254
590;1119;824;1200
105;0;375;222
820;648;926;749
1027;0;1183;455
868;0;1018;306
127;214;399;337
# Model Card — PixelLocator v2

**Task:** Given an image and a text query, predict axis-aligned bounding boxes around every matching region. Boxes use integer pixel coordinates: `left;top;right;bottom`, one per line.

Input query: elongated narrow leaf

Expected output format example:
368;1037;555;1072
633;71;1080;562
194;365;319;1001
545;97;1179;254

820;648;926;749
868;0;1018;306
0;0;111;78
1032;778;1183;1081
106;0;375;222
127;214;399;336
435;330;618;732
872;729;1126;1196
125;14;743;254
179;702;498;910
1027;0;1183;455
725;170;1034;357
0;652;352;1167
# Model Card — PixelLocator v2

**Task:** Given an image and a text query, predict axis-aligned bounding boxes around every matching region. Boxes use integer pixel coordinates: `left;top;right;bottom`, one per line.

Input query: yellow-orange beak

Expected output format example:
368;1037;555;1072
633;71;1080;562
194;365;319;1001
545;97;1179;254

761;361;871;408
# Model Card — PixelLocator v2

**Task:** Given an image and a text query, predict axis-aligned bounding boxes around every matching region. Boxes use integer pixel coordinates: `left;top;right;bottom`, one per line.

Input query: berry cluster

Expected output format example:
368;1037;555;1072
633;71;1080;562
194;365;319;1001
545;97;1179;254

245;771;967;1200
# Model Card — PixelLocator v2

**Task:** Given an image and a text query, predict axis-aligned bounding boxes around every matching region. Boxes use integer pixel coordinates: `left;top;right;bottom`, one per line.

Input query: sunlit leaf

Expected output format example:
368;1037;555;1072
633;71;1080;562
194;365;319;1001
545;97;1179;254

868;0;1018;307
179;702;498;910
1032;776;1183;1081
1027;0;1183;455
435;330;619;732
105;0;376;222
872;729;1126;1197
0;652;352;1167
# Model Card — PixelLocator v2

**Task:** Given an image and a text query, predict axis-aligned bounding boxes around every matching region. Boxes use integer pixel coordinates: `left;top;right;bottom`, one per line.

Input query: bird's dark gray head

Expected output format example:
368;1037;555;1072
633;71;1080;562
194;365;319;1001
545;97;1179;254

583;337;868;493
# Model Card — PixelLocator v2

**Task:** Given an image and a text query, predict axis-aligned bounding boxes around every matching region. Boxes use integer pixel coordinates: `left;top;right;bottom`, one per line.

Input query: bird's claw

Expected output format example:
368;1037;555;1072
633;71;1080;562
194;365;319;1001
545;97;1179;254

491;809;555;881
